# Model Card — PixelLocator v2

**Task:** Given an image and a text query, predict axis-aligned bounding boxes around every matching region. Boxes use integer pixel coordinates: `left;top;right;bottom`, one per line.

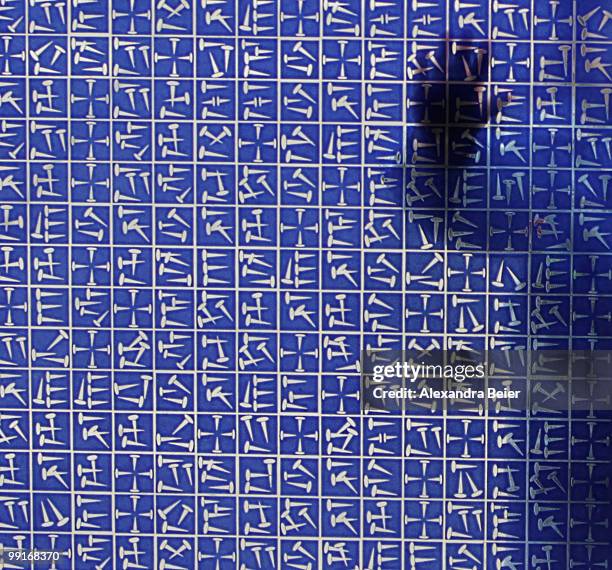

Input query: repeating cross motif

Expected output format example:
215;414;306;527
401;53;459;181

0;0;610;568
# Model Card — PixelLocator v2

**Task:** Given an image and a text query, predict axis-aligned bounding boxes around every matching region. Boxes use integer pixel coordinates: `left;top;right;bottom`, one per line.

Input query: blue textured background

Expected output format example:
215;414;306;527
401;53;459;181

0;0;610;568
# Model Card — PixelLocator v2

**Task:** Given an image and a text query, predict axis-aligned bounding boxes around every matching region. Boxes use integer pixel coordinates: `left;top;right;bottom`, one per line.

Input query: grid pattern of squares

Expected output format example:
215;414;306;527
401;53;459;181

0;0;611;568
